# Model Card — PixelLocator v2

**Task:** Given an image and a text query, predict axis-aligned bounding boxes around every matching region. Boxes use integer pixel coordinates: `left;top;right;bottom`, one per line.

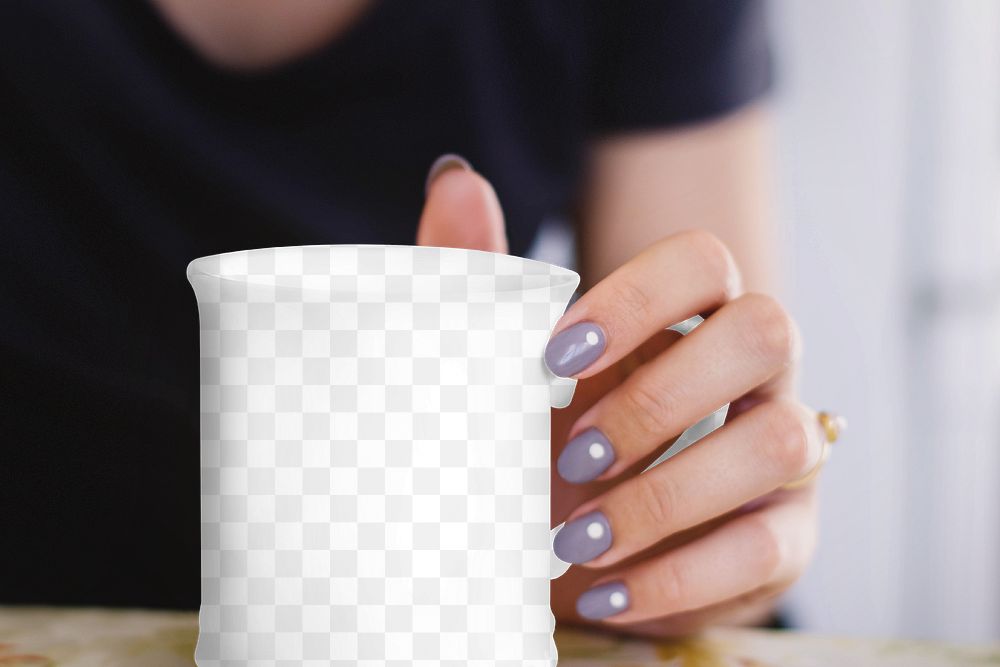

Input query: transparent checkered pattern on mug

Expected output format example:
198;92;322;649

188;246;580;666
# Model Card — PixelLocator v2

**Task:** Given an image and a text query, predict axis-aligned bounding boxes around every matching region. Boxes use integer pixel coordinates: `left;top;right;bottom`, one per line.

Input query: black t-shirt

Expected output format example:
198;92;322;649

0;0;770;608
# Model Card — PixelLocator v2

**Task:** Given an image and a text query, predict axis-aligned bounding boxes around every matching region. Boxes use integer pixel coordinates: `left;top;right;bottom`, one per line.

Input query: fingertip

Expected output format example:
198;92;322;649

543;321;607;378
418;158;508;253
430;168;495;216
424;153;473;196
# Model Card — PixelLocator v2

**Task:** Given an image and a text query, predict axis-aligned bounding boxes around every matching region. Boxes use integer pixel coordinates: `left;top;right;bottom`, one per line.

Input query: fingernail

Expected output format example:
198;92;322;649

544;322;607;377
553;510;612;564
558;427;615;484
576;581;630;620
425;153;472;195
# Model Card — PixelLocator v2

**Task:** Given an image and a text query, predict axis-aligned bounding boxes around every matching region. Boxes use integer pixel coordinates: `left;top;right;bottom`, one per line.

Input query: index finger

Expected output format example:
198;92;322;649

544;230;742;379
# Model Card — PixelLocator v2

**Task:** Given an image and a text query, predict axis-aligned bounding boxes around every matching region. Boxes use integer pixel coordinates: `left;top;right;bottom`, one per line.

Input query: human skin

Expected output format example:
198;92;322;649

155;0;821;636
419;108;821;635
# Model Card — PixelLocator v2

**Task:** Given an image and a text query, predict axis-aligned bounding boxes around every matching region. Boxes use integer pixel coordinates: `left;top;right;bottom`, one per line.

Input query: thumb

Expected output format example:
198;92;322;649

416;154;509;253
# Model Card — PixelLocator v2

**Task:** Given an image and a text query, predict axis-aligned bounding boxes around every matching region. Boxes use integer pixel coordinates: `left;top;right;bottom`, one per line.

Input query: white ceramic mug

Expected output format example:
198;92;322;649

189;245;579;665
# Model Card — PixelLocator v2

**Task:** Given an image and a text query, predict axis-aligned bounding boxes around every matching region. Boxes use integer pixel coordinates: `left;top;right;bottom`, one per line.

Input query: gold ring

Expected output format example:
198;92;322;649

782;411;846;490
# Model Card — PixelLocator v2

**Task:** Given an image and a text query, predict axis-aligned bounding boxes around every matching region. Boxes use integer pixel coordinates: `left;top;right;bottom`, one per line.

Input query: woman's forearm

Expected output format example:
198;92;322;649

579;104;780;296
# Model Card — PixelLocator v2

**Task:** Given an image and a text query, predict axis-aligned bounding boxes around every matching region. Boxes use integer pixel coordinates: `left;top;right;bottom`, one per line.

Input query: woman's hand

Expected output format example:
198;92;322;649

545;230;820;634
418;152;822;636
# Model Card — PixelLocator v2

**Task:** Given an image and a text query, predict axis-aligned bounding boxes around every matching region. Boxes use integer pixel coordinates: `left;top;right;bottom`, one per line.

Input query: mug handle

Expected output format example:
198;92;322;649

549;315;730;580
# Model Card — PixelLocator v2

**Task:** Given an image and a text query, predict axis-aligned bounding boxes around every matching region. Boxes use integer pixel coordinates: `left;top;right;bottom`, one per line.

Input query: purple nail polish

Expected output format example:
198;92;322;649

553;510;612;564
425;153;472;195
558;427;615;484
544;322;606;378
576;581;630;620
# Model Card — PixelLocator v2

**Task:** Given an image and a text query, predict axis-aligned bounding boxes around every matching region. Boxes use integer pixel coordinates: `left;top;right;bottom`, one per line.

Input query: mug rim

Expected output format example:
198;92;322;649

187;244;580;294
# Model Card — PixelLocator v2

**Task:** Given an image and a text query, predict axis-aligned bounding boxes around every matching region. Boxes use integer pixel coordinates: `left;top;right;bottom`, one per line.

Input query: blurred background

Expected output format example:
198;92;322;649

536;0;1000;644
772;0;1000;643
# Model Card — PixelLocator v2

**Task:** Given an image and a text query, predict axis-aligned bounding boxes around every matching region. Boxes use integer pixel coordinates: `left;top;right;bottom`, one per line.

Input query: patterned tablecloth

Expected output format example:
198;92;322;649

0;607;997;666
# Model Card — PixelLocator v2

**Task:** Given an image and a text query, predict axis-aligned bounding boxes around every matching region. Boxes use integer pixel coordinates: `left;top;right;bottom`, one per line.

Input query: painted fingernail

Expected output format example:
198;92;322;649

425;153;472;195
576;581;630;620
544;322;606;377
553;510;612;564
558;427;615;484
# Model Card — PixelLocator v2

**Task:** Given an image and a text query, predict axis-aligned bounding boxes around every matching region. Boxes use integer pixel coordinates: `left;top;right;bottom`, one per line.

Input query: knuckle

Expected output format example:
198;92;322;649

622;378;677;436
653;557;692;610
741;514;785;580
673;230;741;301
736;293;802;366
634;472;677;528
758;400;813;478
604;279;653;337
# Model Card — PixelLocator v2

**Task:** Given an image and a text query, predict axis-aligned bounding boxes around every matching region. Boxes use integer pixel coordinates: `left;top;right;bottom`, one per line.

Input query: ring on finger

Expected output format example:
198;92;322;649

782;411;846;490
